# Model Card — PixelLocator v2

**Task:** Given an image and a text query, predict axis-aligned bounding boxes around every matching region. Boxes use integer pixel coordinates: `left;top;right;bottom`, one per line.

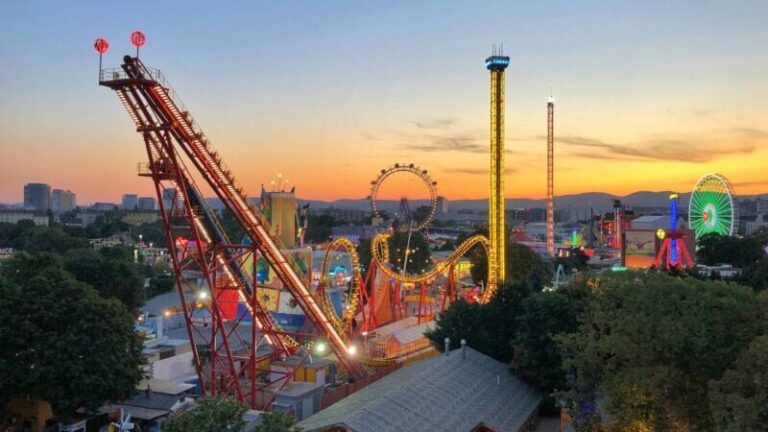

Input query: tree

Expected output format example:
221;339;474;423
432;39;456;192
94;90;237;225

386;231;431;274
426;282;527;363
696;233;763;268
219;208;246;243
709;334;768;431
412;205;434;227
11;226;89;254
559;272;767;430
304;214;338;244
64;249;145;312
84;210;129;239
163;397;247;432
461;227;551;288
737;257;768;292
131;219;167;246
554;248;589;274
0;258;144;420
506;242;551;289
513;290;582;393
255;412;303;432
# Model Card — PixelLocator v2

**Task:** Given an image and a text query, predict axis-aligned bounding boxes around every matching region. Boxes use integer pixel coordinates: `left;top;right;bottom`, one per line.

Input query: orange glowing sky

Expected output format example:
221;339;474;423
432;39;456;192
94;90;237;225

1;2;767;204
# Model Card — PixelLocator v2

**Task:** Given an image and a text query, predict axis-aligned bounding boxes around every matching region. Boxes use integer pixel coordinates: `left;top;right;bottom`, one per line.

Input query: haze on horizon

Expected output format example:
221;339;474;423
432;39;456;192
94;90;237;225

1;1;766;205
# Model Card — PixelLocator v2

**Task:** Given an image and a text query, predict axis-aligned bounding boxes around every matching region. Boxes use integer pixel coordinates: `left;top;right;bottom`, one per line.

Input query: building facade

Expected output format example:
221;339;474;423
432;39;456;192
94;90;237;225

138;197;157;211
50;189;76;213
0;209;49;226
122;194;139;210
23;183;51;211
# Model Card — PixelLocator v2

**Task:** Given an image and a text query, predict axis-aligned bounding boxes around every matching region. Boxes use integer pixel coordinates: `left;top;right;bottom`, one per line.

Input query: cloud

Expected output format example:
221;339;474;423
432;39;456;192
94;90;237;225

402;132;487;153
731;180;768;188
445;167;517;175
411;118;458;129
559;134;756;163
735;128;768;139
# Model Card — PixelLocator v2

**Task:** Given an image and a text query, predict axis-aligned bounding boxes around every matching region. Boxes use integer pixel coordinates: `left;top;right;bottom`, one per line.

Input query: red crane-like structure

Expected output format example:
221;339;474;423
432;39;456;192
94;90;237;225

99;51;363;408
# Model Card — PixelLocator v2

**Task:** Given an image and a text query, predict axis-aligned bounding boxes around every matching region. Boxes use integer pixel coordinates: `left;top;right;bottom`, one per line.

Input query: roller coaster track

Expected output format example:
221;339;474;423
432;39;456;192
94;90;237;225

318;237;363;335
371;233;497;303
317;233;495;337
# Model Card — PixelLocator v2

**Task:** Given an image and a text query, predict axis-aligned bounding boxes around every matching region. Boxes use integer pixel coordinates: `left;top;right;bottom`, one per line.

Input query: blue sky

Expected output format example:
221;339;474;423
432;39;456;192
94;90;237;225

1;1;766;202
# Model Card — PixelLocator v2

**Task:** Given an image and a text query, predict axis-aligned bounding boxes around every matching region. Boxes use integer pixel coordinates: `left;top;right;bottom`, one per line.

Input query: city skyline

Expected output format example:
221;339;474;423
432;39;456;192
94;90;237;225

1;1;767;204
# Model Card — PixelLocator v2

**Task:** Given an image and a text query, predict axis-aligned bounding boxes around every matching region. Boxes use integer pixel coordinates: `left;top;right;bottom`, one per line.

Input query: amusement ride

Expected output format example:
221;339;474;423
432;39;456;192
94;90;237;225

95;34;509;409
689;173;737;241
93;33;743;411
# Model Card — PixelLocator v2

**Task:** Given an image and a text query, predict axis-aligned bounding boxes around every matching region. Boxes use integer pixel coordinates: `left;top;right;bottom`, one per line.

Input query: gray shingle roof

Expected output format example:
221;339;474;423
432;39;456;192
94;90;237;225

119;391;180;411
298;347;543;432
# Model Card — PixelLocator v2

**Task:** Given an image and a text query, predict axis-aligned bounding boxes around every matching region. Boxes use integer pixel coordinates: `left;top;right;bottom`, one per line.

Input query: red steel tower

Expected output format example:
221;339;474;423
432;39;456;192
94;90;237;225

99;55;363;408
546;95;555;256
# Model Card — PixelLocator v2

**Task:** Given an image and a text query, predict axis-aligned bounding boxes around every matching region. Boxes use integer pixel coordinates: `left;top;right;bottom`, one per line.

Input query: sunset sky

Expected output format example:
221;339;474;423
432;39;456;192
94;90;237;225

1;1;766;204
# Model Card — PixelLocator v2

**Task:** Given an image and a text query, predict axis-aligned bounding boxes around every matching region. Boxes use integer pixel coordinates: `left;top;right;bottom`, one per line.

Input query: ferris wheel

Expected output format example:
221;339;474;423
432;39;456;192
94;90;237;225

368;163;438;232
689;173;736;240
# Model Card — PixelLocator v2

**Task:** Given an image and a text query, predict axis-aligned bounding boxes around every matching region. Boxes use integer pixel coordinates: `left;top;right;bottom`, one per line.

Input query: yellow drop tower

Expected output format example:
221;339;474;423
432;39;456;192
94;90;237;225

485;49;510;289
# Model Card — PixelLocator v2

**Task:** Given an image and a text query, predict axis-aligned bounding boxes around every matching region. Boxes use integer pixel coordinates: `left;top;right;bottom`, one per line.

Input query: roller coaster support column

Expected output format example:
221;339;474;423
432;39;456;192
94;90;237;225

486;48;510;290
361;259;378;332
440;264;457;313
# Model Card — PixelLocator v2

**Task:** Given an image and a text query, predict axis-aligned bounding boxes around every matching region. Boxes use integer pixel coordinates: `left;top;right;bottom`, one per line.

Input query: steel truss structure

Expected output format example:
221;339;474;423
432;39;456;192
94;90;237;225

100;56;363;409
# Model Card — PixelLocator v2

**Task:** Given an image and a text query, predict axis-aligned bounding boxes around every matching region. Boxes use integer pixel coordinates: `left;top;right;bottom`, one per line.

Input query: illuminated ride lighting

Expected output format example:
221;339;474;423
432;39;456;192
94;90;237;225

689;173;736;241
130;31;146;48
486;51;510;290
93;38;109;54
147;81;348;355
313;341;327;356
368;164;438;232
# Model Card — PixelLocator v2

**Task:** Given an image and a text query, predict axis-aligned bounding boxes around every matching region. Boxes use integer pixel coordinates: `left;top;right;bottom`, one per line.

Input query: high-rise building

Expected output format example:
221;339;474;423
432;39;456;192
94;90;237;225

50;189;76;213
436;196;448;215
138;197;157;211
122;194;139;210
485;48;510;288
162;188;178;211
24;183;51;211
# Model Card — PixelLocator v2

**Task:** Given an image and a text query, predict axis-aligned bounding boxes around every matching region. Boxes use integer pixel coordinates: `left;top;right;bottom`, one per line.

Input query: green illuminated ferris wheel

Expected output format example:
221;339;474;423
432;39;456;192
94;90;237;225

688;173;736;240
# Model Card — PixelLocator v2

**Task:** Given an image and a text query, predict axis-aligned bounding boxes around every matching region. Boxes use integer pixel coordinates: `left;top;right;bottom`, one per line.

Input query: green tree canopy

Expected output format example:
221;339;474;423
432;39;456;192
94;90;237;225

513;289;583;394
0;257;144;420
162;396;247;432
64;248;145;312
426;282;528;363
255;411;303;432
696;233;763;268
411;205;434;227
506;243;552;288
10;225;89;254
559;272;767;431
386;231;431;275
709;333;768;431
554;248;589;274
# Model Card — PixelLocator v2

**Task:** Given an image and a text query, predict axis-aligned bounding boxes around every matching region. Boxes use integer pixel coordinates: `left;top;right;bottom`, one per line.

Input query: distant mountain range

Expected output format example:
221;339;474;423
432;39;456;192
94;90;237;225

203;190;768;212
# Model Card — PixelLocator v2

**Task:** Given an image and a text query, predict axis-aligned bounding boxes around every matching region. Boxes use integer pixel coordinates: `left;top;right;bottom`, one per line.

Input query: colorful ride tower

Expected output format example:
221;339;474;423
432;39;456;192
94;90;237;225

653;193;694;270
486;48;510;289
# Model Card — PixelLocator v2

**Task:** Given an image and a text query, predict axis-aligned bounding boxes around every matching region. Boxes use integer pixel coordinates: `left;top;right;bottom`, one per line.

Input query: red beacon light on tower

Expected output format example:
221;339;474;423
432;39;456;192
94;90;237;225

130;31;146;58
93;37;109;54
93;37;109;80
